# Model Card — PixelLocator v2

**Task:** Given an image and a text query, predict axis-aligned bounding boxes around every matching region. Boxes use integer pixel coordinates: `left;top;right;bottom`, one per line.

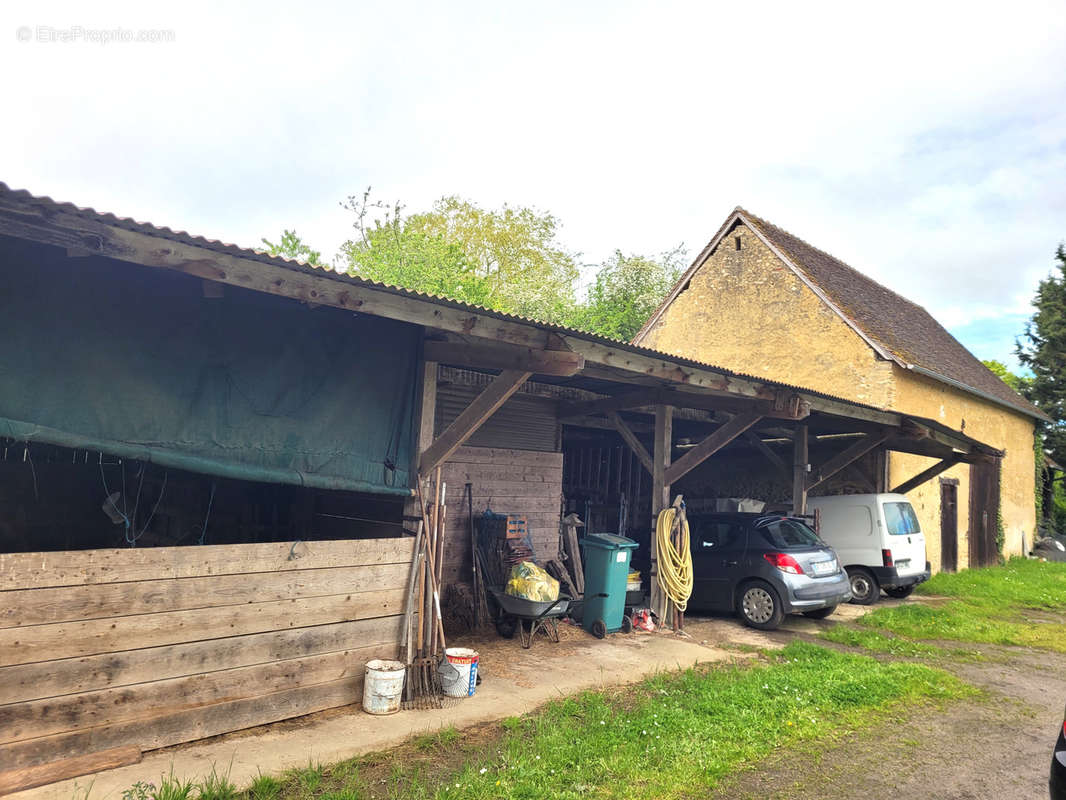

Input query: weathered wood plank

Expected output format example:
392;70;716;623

0;643;395;745
0;563;409;629
0;538;414;591
0;677;363;772
446;447;563;467
0;745;141;795
0;589;405;667
0;616;403;705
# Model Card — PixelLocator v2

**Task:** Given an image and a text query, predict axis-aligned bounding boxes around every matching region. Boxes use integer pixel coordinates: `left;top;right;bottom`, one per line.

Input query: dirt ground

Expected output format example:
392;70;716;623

682;607;1064;800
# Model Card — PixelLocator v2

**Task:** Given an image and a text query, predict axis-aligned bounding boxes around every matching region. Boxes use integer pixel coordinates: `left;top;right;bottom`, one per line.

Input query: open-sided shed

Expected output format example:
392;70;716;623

0;183;1000;791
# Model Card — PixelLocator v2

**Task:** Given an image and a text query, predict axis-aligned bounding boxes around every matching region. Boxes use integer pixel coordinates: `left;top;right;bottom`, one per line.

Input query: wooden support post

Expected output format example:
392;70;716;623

792;423;809;515
805;431;890;493
418;369;532;474
664;412;763;485
891;456;964;495
404;358;438;531
650;405;673;623
608;411;653;475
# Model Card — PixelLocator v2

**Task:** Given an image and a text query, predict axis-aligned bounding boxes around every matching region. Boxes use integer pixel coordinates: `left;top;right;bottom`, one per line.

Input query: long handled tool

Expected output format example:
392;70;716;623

401;523;424;703
406;475;447;709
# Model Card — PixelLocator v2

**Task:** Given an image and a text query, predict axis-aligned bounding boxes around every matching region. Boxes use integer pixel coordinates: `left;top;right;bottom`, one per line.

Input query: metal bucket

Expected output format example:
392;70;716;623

439;648;479;698
362;659;405;715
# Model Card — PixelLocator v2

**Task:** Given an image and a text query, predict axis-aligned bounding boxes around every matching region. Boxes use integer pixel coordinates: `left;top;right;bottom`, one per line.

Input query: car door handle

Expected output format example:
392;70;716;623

723;560;739;567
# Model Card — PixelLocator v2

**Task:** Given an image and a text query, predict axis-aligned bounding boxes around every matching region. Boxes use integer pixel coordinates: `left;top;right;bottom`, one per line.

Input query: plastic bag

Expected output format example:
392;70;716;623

505;561;559;602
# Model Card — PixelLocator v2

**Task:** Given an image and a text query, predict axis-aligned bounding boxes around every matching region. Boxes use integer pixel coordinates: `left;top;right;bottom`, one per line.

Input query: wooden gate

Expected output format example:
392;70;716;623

968;459;1001;568
939;478;958;572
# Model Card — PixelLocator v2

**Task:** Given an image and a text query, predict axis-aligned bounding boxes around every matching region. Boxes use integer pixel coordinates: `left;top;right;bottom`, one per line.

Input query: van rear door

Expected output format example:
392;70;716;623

881;500;926;577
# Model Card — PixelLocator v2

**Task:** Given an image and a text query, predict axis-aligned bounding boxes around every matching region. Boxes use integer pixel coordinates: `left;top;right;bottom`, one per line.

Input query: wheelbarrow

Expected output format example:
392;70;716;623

489;586;571;649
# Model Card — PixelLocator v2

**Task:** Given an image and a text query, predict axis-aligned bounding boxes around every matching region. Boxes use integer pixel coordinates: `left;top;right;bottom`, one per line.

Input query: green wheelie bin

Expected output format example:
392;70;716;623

581;533;639;638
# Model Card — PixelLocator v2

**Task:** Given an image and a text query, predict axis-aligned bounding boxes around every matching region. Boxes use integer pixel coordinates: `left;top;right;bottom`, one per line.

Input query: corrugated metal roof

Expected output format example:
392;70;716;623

0;181;988;421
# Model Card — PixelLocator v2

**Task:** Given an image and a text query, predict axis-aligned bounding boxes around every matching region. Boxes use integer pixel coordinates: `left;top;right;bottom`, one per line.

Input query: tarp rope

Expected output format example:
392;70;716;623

655;506;693;612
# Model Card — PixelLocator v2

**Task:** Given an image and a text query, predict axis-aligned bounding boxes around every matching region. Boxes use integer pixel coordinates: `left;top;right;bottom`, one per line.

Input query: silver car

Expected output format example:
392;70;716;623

689;513;852;630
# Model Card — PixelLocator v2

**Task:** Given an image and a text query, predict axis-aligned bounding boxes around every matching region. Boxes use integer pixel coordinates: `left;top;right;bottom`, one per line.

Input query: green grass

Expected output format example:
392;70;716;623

918;557;1066;609
154;771;195;800
859;599;1066;652
122;642;971;800
248;773;282;800
819;625;948;658
413;726;461;752
843;559;1066;653
198;765;238;800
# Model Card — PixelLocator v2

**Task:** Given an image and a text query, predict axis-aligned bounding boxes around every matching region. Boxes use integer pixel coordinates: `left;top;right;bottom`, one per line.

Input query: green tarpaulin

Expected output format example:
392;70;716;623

0;242;418;495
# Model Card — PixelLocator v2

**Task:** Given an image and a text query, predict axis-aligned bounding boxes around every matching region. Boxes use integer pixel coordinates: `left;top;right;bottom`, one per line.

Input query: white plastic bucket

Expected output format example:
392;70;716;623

363;659;405;715
439;647;479;698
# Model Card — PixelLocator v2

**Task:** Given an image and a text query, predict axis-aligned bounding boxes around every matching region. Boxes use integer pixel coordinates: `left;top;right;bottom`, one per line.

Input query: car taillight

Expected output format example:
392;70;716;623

764;552;804;575
882;549;894;568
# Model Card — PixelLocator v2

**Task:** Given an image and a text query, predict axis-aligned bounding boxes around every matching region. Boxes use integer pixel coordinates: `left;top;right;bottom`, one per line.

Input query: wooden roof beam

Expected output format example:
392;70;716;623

891;456;965;495
418;369;532;474
422;339;583;377
664;412;763;485
607;411;654;475
806;431;889;492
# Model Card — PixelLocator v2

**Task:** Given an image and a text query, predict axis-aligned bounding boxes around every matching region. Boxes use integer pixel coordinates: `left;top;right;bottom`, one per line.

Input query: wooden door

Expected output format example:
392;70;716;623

968;459;1001;567
939;479;958;572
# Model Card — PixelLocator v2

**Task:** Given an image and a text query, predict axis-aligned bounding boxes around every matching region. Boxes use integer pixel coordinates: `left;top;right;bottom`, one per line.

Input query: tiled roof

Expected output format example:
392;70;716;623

738;209;1044;420
638;205;1045;421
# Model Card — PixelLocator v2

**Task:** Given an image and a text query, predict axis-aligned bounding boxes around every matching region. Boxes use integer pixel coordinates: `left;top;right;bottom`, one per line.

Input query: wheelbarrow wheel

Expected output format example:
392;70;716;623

620;614;633;634
590;619;607;639
496;617;518;639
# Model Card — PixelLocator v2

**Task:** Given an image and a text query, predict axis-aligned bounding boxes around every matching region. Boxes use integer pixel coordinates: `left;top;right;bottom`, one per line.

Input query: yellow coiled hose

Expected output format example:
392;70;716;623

655;506;693;612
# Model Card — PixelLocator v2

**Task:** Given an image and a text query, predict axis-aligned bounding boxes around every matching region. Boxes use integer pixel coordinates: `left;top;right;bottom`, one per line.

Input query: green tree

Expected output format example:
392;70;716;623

1017;244;1066;532
570;247;687;340
981;359;1031;394
1017;244;1066;463
260;229;324;267
340;191;579;323
340;192;493;306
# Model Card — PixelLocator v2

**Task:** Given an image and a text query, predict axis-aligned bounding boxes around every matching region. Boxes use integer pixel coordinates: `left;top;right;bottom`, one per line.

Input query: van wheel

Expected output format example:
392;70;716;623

737;581;785;630
885;585;915;599
802;605;837;619
847;568;879;605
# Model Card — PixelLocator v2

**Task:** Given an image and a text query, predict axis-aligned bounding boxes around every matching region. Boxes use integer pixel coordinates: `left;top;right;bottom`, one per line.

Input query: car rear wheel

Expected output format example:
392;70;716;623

847;567;879;605
802;605;837;619
884;585;915;599
736;581;785;630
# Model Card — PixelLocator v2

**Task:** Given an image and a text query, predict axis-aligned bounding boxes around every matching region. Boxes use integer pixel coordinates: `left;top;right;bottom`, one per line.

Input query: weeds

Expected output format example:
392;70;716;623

413;727;460;752
820;626;947;657
197;764;238;800
153;770;195;800
248;772;282;800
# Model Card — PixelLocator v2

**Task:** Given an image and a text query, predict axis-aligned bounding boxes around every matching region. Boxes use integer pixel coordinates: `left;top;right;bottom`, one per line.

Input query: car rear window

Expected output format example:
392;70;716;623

884;502;921;535
754;518;822;549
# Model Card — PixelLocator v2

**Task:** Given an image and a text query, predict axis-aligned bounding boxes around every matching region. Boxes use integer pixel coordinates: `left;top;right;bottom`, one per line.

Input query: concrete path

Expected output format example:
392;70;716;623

14;625;731;800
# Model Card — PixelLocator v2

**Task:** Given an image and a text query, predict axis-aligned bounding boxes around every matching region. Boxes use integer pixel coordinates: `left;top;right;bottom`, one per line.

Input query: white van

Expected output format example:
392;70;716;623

805;493;930;605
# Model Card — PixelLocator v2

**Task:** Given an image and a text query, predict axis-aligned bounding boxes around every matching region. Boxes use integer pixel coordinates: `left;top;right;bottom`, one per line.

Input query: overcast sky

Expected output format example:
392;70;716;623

4;1;1064;369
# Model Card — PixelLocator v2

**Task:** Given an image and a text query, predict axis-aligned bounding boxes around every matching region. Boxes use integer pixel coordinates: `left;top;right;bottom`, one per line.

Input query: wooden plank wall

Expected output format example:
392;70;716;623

0;537;413;783
439;446;564;588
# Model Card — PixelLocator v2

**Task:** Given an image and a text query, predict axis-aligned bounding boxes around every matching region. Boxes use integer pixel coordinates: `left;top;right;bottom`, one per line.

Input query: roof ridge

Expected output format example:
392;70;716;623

737;206;931;317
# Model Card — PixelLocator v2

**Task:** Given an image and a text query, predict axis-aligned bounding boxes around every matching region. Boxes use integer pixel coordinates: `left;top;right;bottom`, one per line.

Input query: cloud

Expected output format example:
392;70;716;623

1;0;1063;363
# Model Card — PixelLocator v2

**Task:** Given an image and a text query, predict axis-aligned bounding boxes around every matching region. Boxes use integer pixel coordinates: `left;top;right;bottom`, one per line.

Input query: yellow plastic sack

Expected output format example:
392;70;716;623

505;561;559;602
